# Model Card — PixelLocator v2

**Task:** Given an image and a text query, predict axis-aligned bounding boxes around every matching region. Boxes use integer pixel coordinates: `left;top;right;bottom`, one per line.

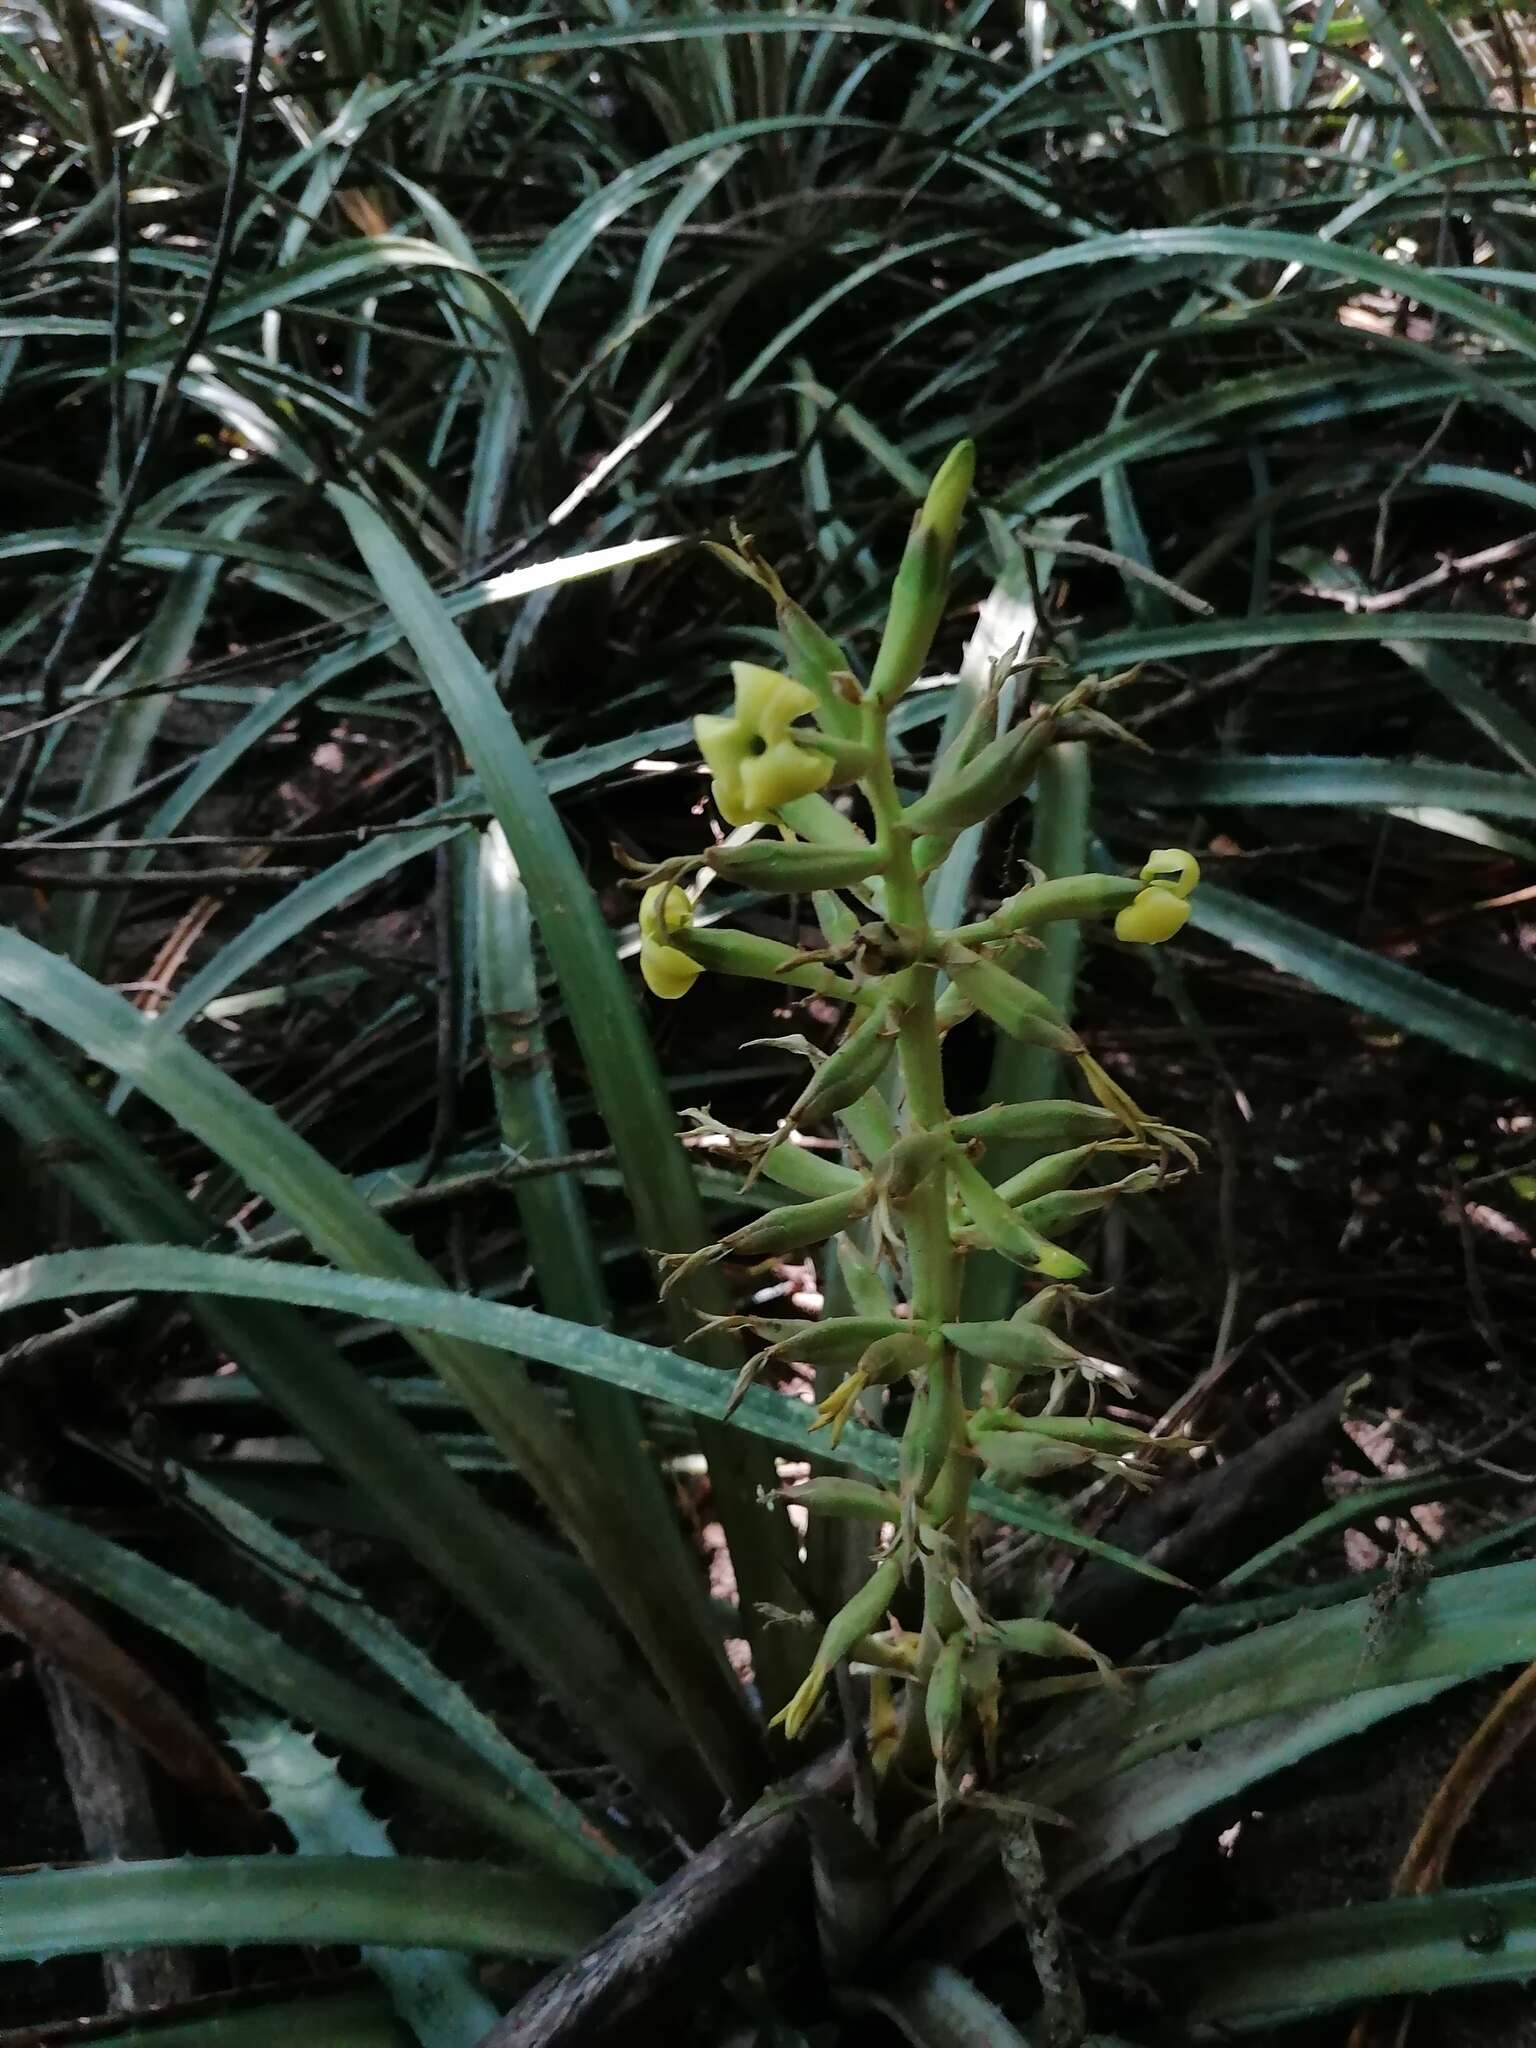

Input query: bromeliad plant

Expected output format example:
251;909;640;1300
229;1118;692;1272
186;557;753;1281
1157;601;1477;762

633;443;1203;1804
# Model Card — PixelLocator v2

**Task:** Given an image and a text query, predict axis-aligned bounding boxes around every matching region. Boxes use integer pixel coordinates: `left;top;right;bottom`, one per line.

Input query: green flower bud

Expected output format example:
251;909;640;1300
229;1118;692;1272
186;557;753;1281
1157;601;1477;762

659;1181;875;1296
731;1314;910;1363
994;1140;1116;1208
1016;1163;1163;1238
780;997;898;1135
969;1430;1093;1482
878;1127;954;1204
757;1144;866;1202
913;1350;967;1502
912;830;958;878
773;1553;905;1739
814;1330;933;1445
1004;1414;1176;1453
900;1381;931;1500
941;950;1081;1055
724;1311;911;1416
902;710;1057;834
985;1616;1118;1685
922;439;978;558
948;1100;1123;1147
778;1478;902;1522
946;1147;1089;1280
705;839;885;892
720;1184;877;1258
941;1318;1081;1374
695;663;834;824
674;924;869;1004
837;1236;895;1320
868;440;975;709
959;872;1140;945
926;1630;967;1797
926;679;1001;786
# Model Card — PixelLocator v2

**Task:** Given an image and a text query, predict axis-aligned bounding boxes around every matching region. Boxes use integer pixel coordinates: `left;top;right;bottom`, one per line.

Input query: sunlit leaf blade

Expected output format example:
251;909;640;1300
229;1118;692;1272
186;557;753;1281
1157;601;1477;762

1085;611;1536;665
897;224;1536;366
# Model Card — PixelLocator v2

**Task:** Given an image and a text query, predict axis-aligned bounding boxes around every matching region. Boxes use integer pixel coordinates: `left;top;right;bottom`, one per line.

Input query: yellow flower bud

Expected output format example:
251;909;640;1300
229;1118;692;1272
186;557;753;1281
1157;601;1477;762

694;662;833;824
638;882;700;999
1113;847;1200;945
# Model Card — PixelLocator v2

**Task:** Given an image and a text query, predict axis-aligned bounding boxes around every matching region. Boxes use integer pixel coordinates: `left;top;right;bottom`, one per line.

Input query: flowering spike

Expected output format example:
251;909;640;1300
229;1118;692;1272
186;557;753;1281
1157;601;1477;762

626;434;1201;1802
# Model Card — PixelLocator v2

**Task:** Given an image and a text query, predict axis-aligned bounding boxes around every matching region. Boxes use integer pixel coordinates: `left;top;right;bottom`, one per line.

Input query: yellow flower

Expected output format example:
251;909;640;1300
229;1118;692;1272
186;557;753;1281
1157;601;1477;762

694;663;833;825
639;882;700;1000
1114;847;1200;946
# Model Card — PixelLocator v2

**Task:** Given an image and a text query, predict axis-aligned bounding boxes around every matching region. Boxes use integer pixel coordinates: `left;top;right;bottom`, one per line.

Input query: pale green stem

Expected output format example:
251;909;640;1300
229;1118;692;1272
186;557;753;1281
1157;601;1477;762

862;707;971;1770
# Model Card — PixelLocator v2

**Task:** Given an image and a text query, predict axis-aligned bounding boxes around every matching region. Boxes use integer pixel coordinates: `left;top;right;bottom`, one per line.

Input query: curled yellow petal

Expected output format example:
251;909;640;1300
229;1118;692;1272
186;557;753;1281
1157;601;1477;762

640;938;701;1000
1139;847;1200;898
731;661;819;742
694;712;750;823
1114;887;1191;945
738;736;832;817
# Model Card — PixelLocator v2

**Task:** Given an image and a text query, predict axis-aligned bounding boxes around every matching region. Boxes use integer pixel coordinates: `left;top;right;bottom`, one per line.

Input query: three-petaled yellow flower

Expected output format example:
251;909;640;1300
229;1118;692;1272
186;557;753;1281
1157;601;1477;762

695;662;833;825
1114;848;1200;945
639;882;700;1000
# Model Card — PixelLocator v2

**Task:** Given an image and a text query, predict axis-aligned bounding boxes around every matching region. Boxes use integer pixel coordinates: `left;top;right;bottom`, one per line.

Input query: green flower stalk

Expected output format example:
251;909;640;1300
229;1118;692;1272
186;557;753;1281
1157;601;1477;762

627;441;1202;1807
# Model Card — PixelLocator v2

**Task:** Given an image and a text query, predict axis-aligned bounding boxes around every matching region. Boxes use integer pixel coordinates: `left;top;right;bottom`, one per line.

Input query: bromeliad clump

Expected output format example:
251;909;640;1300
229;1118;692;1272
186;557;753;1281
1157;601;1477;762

631;441;1201;1808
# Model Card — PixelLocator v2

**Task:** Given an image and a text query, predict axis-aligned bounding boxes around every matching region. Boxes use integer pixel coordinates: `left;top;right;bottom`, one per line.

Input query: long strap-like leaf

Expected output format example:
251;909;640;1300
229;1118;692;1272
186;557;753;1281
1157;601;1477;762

0;1857;609;1964
0;1244;1182;1585
0;1000;708;1849
331;482;802;1723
